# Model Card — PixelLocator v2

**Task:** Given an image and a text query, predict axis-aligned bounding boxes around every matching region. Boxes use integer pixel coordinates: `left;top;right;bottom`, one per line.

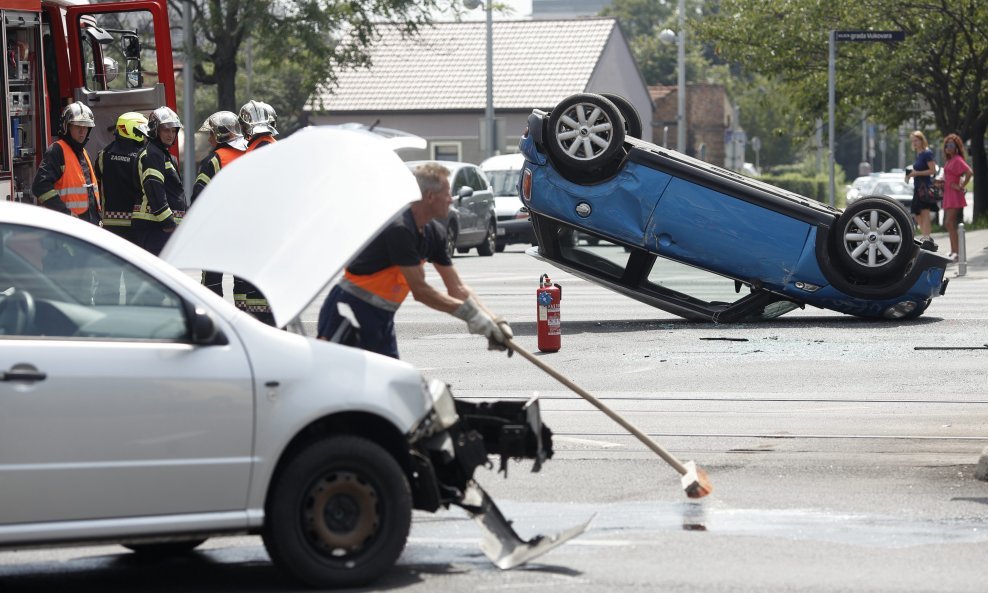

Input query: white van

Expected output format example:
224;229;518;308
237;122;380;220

480;153;536;251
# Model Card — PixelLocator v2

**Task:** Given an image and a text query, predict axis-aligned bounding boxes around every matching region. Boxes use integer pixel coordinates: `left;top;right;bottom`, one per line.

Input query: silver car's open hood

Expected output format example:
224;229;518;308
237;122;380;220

161;127;420;327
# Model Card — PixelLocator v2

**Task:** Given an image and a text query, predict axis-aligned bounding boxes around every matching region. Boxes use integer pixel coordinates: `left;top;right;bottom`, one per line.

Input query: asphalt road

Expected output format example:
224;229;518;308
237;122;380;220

2;230;987;593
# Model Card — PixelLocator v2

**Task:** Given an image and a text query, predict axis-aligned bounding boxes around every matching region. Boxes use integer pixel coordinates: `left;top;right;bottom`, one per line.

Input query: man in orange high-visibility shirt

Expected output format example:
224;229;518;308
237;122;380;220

317;162;511;358
33;102;101;226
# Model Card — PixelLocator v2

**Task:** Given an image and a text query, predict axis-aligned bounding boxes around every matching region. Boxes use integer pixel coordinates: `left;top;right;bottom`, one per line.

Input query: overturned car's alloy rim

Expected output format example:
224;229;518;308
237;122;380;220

304;470;380;557
553;102;617;161
842;208;904;268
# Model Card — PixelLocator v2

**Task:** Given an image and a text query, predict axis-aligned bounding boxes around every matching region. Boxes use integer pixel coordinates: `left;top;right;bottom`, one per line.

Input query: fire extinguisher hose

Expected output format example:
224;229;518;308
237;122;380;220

503;337;712;499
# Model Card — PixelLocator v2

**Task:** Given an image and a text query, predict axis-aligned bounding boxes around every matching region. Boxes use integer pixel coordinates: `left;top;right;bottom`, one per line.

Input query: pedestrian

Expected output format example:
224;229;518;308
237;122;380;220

239;100;278;151
906;130;938;252
96;112;149;241
32;102;101;226
316;162;512;358
31;101;102;302
941;133;973;262
191;111;276;325
133;106;187;256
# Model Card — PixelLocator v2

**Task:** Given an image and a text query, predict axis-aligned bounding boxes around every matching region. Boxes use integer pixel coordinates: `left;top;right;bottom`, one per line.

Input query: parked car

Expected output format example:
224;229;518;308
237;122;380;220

406;160;497;257
868;179;914;210
845;174;880;203
0;129;584;588
481;153;537;251
518;93;950;321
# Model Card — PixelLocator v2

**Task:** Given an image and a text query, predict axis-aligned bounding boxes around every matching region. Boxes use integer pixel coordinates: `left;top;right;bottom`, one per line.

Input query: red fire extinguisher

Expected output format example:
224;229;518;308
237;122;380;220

537;273;562;352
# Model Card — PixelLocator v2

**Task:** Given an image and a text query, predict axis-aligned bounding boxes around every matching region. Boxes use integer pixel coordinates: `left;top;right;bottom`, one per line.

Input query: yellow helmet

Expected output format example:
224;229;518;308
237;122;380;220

115;111;149;141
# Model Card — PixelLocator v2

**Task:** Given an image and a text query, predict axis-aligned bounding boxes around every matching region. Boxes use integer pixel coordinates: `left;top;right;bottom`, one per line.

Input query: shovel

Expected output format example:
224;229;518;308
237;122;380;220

504;337;712;498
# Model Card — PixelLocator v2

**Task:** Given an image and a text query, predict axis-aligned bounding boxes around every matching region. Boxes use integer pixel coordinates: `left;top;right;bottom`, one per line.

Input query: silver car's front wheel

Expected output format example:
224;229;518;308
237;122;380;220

836;196;914;278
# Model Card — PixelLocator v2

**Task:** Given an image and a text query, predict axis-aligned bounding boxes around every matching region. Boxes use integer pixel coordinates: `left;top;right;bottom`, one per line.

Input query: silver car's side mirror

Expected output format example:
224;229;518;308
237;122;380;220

189;306;227;345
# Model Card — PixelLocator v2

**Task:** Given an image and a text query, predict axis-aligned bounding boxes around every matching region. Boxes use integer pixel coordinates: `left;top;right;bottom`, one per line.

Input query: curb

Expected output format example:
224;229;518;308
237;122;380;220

976;447;988;482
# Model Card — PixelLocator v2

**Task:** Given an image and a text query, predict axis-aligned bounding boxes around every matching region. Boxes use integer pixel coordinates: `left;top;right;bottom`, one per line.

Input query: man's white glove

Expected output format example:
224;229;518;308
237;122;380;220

453;297;510;352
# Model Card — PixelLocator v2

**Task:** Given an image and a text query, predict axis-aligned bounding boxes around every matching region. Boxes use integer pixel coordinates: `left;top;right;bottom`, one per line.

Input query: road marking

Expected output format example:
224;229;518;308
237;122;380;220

553;436;624;448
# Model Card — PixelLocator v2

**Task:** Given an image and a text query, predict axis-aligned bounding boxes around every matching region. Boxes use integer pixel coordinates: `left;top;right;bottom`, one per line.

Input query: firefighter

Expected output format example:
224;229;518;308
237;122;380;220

32;102;101;226
316;162;512;358
191;111;275;325
239;100;278;151
96;112;149;241
133;106;187;256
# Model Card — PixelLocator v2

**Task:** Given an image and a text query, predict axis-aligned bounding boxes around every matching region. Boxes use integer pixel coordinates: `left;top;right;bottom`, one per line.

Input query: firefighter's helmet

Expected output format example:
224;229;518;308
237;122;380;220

199;111;247;150
60;102;95;135
200;111;245;145
147;106;183;138
239;100;278;137
115;112;149;142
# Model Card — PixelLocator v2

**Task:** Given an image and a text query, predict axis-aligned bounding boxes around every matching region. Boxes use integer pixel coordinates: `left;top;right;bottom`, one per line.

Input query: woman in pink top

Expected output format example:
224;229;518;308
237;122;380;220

941;133;973;261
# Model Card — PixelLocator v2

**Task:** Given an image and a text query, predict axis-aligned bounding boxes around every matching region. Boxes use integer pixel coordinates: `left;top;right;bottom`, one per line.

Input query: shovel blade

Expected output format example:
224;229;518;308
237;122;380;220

460;481;593;570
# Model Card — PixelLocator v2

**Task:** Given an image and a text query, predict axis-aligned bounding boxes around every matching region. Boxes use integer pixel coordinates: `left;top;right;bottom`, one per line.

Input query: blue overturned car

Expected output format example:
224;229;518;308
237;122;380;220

519;93;949;322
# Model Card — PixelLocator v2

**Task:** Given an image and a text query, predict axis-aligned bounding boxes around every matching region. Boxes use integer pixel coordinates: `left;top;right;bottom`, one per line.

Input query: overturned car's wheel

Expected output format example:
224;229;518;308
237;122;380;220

546;93;626;182
835;196;915;278
601;93;642;139
262;435;411;589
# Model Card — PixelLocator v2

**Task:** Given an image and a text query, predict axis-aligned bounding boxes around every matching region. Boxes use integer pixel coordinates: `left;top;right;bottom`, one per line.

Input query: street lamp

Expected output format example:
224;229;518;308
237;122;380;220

658;0;686;153
464;0;495;159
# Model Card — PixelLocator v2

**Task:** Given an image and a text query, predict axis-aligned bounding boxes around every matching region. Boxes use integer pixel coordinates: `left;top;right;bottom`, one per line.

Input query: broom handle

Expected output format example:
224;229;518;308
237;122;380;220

506;338;688;476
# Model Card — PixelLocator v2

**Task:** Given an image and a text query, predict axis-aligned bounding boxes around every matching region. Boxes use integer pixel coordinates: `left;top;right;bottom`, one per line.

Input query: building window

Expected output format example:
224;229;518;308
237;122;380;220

432;142;461;161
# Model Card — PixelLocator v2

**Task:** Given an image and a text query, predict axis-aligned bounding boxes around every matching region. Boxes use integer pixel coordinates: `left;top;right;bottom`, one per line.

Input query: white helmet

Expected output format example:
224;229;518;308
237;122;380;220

239;100;278;137
200;111;248;151
147;106;183;137
60;102;95;135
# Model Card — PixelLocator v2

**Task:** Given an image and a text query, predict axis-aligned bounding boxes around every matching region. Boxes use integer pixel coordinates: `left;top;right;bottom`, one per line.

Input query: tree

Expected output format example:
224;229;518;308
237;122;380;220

695;0;988;219
601;0;718;86
168;0;453;128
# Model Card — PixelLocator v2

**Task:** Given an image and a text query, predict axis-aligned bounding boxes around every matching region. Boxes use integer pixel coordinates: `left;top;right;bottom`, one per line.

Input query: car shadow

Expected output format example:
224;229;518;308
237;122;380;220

504;315;941;337
0;551;433;593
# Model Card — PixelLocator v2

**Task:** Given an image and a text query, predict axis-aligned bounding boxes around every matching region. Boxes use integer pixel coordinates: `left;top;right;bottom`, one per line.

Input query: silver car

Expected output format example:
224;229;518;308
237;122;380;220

0;128;584;588
406;160;497;258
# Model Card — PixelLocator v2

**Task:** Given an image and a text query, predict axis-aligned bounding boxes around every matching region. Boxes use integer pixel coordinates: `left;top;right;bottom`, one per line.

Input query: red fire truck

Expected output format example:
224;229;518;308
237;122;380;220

2;0;176;203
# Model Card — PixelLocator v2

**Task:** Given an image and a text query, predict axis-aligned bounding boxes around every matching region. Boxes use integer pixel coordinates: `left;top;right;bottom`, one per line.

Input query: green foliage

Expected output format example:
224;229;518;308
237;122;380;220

694;0;988;217
601;0;722;86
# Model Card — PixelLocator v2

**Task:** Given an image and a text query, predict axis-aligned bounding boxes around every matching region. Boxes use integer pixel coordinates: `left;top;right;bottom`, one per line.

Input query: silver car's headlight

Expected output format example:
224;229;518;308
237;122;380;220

409;378;460;442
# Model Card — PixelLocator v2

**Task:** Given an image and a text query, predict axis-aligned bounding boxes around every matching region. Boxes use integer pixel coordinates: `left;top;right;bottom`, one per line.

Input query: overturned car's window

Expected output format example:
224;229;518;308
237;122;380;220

552;223;798;322
557;227;631;281
0;223;187;339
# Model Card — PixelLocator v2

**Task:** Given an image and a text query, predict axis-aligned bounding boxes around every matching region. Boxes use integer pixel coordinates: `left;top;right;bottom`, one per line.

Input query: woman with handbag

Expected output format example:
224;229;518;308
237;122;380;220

941;133;972;262
906;130;939;252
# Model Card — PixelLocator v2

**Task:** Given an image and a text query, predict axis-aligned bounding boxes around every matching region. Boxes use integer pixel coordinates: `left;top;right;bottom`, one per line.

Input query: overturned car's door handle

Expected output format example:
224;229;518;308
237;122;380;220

1;364;47;383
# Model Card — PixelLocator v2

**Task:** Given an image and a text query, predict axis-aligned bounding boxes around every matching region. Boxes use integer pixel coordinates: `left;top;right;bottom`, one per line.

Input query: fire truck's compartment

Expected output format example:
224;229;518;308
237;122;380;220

2;10;45;203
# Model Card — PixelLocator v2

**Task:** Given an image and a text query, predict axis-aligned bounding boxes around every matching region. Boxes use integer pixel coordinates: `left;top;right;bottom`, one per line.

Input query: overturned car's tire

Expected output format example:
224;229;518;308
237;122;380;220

835;196;915;279
601;93;642;139
262;435;411;589
546;93;626;182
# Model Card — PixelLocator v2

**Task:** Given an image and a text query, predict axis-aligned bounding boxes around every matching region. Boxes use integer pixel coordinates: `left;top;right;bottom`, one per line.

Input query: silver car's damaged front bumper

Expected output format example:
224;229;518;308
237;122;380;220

408;379;590;569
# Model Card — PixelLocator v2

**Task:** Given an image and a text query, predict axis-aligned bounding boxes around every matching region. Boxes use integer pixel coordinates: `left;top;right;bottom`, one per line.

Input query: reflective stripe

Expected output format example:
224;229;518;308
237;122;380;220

132;207;174;222
338;277;404;313
142;168;165;183
54;139;99;215
38;189;59;202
